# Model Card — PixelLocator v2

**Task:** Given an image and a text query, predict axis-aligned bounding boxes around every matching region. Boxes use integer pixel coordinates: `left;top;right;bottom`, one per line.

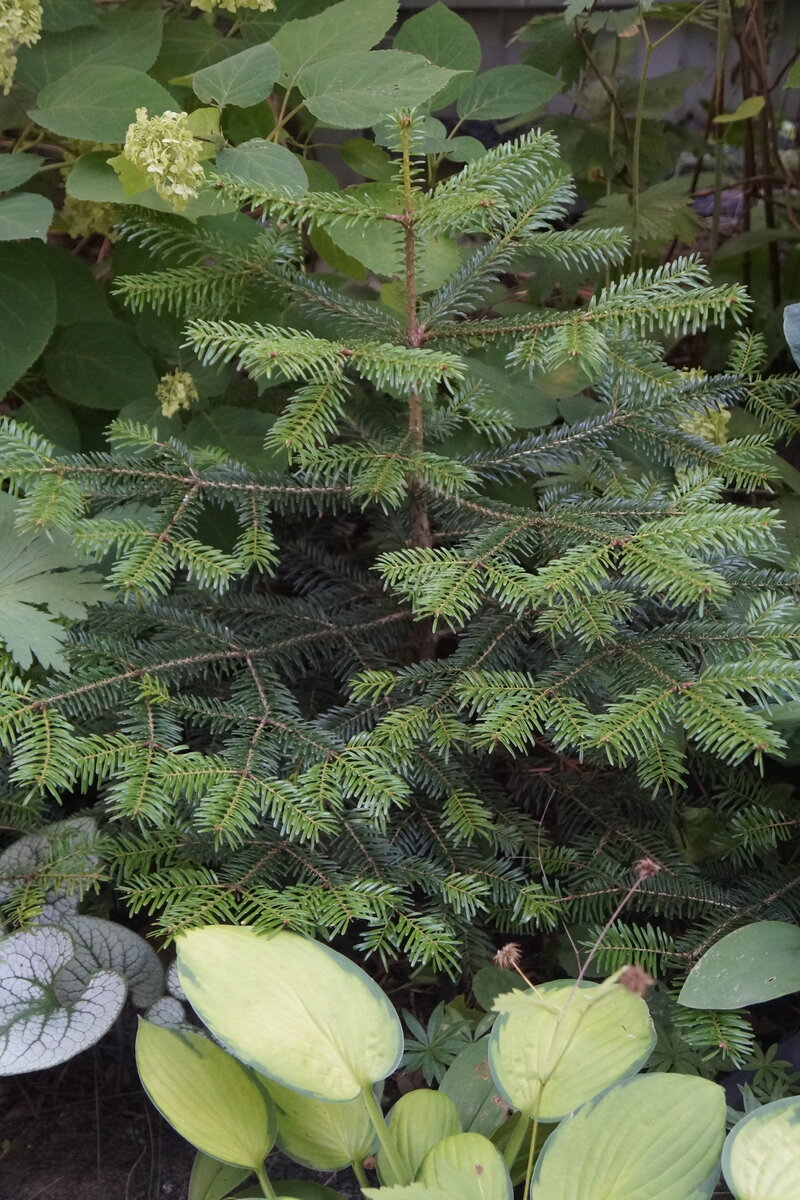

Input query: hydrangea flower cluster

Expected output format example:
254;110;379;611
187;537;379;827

1;0;42;95
123;108;205;210
156;371;199;419
190;0;275;12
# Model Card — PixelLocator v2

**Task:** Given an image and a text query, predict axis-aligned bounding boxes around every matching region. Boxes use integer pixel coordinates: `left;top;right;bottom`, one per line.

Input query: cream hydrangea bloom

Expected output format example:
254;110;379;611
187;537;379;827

1;0;42;95
190;0;275;12
156;371;199;419
123;108;205;210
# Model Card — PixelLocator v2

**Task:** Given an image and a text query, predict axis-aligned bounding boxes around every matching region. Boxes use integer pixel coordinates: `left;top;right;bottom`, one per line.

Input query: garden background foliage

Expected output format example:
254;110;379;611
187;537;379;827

1;0;800;1077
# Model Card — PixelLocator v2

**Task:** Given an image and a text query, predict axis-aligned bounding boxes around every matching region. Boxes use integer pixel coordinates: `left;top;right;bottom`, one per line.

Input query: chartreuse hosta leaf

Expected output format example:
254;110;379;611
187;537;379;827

722;1096;800;1200
187;1150;250;1200
377;1089;462;1185
420;1132;512;1200
0;925;126;1075
136;1021;275;1170
679;921;800;1009
264;1077;376;1171
531;1074;725;1199
176;926;403;1101
488;978;655;1121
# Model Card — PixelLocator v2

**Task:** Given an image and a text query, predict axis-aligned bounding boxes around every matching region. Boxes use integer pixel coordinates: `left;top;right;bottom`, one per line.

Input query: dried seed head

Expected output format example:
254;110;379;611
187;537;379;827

493;943;522;970
634;857;661;881
618;965;655;995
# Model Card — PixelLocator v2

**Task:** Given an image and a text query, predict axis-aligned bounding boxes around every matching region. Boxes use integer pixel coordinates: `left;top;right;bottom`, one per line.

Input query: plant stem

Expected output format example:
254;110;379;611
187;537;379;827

256;1163;277;1199
523;1114;541;1199
630;20;654;266
352;1158;369;1188
362;1085;409;1185
502;1112;530;1170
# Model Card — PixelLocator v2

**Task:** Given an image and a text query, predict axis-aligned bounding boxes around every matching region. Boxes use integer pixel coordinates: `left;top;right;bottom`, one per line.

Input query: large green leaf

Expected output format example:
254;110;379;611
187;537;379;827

722;1096;800;1200
440;1038;510;1139
271;0;398;85
679;921;800;1009
0;490;107;672
297;52;460;129
420;1133;512;1200
0;194;53;241
531;1074;726;1200
265;1077;376;1170
136;1021;275;1169
16;7;163;93
193;43;280;108
29;66;175;142
393;3;481;109
0;925;126;1075
66;151;231;218
215;139;307;195
489;979;655;1121
456;65;562;121
0;242;56;397
378;1090;462;1186
0;153;42;192
176;926;404;1102
41;0;98;33
45;321;158;410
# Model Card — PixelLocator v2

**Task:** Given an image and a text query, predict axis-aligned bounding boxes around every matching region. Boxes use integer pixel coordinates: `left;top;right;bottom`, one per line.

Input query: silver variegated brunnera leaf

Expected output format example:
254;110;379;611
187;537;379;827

0;925;126;1075
54;915;164;1009
0;816;99;906
143;995;195;1033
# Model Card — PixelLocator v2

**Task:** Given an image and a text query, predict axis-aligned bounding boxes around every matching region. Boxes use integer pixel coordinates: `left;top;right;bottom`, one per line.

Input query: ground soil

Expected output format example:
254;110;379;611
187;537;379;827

0;1008;360;1200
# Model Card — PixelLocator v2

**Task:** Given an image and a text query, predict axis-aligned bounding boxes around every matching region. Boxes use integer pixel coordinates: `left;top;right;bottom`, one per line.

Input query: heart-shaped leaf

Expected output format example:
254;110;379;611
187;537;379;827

489;979;655;1120
722;1096;800;1200
136;1020;275;1169
0;925;126;1075
531;1074;726;1200
679;922;800;1009
55;914;163;1007
378;1089;462;1185
177;926;403;1101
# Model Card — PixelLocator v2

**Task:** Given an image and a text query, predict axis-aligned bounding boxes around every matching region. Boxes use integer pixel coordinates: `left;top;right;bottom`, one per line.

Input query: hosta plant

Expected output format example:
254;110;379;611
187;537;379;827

137;923;729;1200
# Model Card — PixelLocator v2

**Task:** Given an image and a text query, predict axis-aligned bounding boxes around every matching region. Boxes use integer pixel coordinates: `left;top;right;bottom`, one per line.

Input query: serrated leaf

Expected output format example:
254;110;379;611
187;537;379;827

0;491;107;672
16;7;163;93
215;139;307;195
393;3;481;109
456;65;561;121
45;321;158;410
0;242;56;397
272;0;398;86
298;51;461;129
0;925;126;1075
0;153;43;193
29;66;175;142
65;151;232;218
0;194;53;242
193;43;280;108
722;1096;800;1200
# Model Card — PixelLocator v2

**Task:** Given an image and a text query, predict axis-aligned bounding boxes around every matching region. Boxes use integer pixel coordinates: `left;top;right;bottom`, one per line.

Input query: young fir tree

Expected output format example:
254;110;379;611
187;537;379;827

1;114;799;980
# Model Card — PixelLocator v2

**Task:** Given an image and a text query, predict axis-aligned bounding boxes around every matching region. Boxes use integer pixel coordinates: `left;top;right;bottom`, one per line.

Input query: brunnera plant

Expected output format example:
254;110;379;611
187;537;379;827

1;91;799;983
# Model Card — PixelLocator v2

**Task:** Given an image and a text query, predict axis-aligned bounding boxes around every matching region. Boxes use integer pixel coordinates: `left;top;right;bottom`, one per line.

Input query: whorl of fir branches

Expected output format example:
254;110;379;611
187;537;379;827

1;116;799;976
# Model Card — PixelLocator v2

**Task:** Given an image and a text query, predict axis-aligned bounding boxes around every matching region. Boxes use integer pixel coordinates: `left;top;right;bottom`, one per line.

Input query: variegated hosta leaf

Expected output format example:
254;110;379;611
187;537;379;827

722;1096;800;1200
0;925;126;1075
53;914;164;1008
